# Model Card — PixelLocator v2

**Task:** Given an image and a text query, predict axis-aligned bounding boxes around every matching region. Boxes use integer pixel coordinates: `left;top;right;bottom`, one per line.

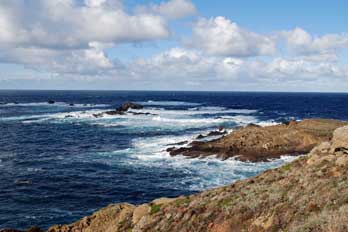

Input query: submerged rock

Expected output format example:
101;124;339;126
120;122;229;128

14;179;32;185
169;119;347;162
46;125;348;232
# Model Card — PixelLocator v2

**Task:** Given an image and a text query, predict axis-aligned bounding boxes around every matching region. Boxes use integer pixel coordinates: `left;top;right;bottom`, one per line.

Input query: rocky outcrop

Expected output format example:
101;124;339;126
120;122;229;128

195;128;227;140
169;119;347;162
116;102;143;111
46;125;348;232
93;102;147;118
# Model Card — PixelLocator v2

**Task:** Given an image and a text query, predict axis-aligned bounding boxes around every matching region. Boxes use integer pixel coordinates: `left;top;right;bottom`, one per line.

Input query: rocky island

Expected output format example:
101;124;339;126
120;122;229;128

3;120;348;232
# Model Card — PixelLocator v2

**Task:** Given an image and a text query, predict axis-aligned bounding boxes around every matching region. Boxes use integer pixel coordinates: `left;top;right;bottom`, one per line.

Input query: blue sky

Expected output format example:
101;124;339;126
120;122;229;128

0;0;347;91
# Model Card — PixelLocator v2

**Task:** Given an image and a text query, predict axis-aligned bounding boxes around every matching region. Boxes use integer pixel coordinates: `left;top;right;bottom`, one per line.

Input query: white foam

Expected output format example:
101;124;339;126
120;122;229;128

138;100;201;106
95;134;298;191
189;106;257;114
0;102;109;108
130;107;257;117
0;109;107;122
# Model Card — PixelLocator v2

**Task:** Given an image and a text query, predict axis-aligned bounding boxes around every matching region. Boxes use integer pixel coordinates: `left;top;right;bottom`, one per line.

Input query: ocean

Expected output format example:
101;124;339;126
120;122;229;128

1;90;348;229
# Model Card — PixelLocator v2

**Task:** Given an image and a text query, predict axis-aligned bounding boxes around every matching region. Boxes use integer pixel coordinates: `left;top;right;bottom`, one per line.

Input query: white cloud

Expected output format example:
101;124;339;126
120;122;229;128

186;16;276;57
263;57;348;79
128;48;348;85
282;27;348;56
136;0;196;20
0;0;170;50
0;1;347;92
0;46;117;76
0;0;173;75
84;0;107;7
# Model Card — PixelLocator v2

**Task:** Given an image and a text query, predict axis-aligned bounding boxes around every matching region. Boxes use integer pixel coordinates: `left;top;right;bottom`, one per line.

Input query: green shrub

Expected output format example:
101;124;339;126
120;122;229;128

150;204;161;214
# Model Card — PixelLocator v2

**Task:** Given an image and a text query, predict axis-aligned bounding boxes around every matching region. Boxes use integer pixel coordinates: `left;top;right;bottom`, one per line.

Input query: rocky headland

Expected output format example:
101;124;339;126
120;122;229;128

3;120;348;232
168;119;347;162
30;125;348;232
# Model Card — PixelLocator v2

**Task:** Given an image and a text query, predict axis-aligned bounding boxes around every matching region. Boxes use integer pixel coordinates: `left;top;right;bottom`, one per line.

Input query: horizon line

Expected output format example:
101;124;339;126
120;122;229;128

0;89;348;94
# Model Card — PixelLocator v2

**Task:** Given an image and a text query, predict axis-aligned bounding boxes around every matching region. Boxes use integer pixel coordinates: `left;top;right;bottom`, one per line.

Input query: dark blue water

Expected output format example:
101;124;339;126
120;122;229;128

0;90;347;230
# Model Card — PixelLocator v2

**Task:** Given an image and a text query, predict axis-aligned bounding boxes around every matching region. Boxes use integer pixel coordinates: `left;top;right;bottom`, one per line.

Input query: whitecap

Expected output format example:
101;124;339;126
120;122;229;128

137;100;201;106
1;102;109;108
94;133;298;191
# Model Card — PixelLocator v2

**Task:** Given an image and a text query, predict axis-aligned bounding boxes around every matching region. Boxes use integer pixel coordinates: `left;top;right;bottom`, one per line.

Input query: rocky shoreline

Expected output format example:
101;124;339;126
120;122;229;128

2;119;348;232
168;119;347;162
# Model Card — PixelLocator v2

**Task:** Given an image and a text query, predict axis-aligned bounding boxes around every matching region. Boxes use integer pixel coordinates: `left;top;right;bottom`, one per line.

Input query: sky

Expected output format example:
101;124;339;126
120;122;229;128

0;0;347;91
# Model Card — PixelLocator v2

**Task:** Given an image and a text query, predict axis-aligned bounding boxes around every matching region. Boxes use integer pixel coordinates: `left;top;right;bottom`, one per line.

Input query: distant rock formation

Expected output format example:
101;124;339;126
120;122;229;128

169;119;347;162
93;102;148;118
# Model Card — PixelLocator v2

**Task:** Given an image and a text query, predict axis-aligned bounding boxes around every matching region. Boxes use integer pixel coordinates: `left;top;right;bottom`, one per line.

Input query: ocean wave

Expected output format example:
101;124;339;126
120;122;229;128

137;100;201;106
1;103;264;138
1;109;108;122
94;134;297;191
130;107;257;116
189;106;257;114
0;102;109;108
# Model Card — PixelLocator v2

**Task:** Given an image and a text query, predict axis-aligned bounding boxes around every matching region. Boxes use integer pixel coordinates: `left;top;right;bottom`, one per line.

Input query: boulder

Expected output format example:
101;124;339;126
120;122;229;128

117;102;143;112
331;126;348;154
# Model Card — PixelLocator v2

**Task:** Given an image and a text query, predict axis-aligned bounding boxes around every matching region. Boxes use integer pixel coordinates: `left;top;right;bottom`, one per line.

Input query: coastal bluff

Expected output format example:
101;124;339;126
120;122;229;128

3;121;348;232
169;118;347;162
47;125;348;232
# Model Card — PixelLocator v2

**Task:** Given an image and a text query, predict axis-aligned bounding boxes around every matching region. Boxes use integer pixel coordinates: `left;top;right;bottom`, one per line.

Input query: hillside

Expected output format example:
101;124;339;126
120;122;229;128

43;125;348;232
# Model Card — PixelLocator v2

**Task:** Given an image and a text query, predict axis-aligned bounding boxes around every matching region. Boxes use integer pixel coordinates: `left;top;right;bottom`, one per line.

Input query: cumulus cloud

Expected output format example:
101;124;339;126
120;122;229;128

136;0;196;20
0;0;169;50
264;57;348;79
0;1;347;91
0;0;174;75
281;27;348;56
128;48;348;86
0;46;118;76
186;16;276;57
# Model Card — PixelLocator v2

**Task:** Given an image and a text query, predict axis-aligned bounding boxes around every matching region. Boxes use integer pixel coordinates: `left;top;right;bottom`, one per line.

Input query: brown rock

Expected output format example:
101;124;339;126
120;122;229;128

132;204;150;224
169;119;347;162
331;126;348;154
